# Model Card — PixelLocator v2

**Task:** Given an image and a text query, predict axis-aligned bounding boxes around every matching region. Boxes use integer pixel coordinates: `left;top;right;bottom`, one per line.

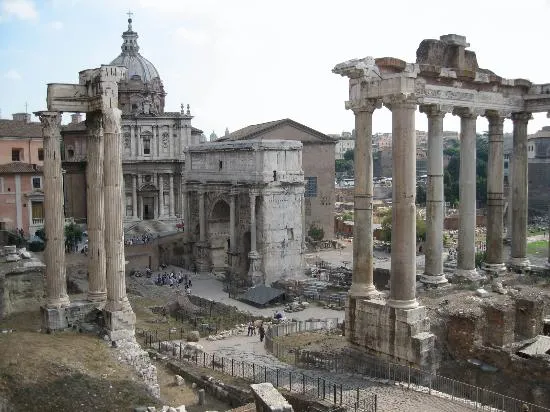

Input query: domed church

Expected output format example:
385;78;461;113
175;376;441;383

62;16;203;227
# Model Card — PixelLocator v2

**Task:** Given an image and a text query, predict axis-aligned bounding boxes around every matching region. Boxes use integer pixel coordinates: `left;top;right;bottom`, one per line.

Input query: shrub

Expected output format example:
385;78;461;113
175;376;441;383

28;241;45;252
308;225;324;241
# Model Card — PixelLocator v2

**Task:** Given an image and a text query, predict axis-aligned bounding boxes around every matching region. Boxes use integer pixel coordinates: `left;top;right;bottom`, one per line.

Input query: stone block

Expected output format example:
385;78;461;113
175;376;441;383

174;375;184;386
515;296;545;340
41;306;68;332
250;383;293;412
394;306;427;324
483;304;515;347
187;331;200;342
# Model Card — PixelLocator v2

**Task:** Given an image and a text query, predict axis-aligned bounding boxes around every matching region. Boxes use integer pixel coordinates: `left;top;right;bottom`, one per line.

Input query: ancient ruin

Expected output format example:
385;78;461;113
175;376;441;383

181;140;305;285
37;65;135;339
334;34;550;368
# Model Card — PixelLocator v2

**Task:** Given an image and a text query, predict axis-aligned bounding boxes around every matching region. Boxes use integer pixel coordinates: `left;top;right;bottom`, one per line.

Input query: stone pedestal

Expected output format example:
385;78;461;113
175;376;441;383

103;307;137;342
195;241;211;273
248;250;264;285
41;306;68;332
353;298;436;369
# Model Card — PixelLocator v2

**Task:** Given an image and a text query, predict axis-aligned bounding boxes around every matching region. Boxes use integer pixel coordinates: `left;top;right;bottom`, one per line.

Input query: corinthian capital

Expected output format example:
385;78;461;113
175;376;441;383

383;94;417;111
511;111;532;124
349;98;382;114
34;111;61;138
452;107;484;118
419;104;452;118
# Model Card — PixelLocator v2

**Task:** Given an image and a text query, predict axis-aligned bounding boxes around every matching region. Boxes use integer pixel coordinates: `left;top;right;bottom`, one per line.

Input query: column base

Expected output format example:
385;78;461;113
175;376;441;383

419;273;448;285
46;295;71;309
508;257;531;271
87;291;107;304
387;298;419;309
455;268;485;282
103;304;136;342
248;251;264;286
483;262;507;276
348;283;379;298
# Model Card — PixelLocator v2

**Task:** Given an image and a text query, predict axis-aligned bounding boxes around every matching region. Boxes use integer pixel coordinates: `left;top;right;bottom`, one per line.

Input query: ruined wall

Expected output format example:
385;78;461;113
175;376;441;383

0;265;45;318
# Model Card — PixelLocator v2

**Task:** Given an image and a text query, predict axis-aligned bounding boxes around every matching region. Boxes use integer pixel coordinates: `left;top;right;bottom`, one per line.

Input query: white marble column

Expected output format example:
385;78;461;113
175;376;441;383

454;108;479;279
229;189;237;251
132;174;138;219
484;112;506;274
387;97;418;309
199;189;206;242
350;101;379;297
420;104;447;285
158;174;164;218
509;112;531;269
249;192;257;252
169;173;175;217
85;111;107;302
103;107;131;313
36;111;71;308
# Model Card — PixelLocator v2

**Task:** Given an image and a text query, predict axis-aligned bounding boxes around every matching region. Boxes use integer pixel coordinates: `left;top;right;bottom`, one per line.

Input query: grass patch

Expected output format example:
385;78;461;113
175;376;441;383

527;240;549;257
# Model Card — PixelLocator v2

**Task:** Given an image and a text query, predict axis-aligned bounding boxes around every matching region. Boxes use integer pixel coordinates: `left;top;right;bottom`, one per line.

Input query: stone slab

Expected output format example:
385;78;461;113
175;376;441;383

41;306;68;332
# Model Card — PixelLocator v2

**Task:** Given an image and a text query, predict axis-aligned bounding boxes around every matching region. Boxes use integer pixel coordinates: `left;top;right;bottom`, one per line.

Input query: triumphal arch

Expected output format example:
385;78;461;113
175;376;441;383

181;140;305;285
334;34;550;367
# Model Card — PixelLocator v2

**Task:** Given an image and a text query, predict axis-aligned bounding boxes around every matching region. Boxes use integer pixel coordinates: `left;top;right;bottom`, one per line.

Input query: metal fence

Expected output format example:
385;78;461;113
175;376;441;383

264;321;550;412
141;328;376;412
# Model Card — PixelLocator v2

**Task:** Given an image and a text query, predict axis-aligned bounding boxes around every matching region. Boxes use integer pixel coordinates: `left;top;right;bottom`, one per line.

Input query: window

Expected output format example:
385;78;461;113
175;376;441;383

143;138;151;155
32;176;42;190
304;176;318;198
11;148;22;161
38;148;44;161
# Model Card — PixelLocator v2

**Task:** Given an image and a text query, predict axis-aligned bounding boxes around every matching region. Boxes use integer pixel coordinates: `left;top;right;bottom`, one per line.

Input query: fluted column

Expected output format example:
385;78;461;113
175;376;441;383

420;105;448;285
132;174;138;219
103;107;131;312
182;186;189;232
387;97;418;309
350;100;380;297
229;189;236;251
85;111;106;302
158;174;164;217
454;108;479;279
485;112;506;274
199;189;206;242
169;173;175;217
509;112;531;269
249;191;257;252
36;111;70;309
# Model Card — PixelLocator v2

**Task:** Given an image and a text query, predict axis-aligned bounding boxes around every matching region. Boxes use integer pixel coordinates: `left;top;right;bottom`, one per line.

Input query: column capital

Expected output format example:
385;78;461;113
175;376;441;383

452;107;484;118
229;188;240;197
485;110;507;125
349;98;382;114
419;104;451;118
34;111;61;135
511;111;532;124
383;94;417;111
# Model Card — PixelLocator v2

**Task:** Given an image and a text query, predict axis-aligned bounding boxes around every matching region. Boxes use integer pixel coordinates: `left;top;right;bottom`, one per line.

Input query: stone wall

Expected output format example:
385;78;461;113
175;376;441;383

0;263;45;318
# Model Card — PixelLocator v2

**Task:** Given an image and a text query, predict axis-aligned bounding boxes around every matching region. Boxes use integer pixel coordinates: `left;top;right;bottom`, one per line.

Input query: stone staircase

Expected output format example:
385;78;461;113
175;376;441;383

124;220;177;238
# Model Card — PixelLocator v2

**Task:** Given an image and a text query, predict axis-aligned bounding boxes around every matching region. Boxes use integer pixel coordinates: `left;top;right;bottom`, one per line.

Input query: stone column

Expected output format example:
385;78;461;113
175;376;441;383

350;101;379;297
85;111;107;303
454;108;479;280
169;173;175;217
229;190;236;251
36;111;71;309
248;190;263;284
129;125;134;158
484;112;506;274
103;107;132;314
387;97;418;309
132;174;138;219
182;186;188;232
154;196;158;219
199;189;206;242
158;174;164;217
139;195;144;220
509;112;531;269
420;105;447;285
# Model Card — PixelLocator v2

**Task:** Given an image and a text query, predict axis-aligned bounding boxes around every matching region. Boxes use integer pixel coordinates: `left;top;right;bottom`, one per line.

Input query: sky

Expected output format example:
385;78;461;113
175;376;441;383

1;0;550;136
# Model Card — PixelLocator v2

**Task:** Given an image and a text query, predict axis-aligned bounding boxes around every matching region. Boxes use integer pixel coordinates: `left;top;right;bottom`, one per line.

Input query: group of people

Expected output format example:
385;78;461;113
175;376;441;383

155;271;192;294
247;321;266;342
124;234;154;245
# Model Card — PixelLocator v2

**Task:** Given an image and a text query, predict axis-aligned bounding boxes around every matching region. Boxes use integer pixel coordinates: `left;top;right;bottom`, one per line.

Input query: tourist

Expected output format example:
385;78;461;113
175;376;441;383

258;324;265;342
247;321;254;336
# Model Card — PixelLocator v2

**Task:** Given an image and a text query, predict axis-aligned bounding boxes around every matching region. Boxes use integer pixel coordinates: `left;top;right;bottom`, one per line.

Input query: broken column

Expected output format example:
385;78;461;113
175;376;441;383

86;111;107;303
420;104;448;285
509;112;531;270
36;110;71;330
484;111;506;275
454;108;480;280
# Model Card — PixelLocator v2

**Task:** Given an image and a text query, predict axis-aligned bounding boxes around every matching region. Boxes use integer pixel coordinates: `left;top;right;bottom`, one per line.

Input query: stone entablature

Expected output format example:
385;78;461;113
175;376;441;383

184;140;304;185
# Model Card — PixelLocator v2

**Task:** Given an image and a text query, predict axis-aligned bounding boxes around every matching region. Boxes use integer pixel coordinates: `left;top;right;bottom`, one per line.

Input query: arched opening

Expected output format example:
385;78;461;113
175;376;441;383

208;199;230;271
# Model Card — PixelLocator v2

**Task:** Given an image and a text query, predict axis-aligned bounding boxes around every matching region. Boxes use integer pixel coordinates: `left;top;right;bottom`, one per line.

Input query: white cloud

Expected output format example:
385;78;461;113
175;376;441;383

49;20;63;30
0;0;38;21
4;69;22;80
173;27;210;46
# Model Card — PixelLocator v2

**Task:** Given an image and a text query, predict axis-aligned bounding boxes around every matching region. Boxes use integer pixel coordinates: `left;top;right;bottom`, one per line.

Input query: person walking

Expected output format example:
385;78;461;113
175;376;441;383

258;324;265;342
247;321;254;336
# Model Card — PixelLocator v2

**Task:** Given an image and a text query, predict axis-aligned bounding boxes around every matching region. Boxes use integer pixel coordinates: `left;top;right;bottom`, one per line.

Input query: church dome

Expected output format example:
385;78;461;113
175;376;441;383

110;17;161;83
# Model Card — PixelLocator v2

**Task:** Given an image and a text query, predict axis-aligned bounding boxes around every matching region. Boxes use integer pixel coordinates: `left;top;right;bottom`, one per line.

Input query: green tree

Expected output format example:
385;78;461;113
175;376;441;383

342;211;354;221
308;225;324;241
335;159;354;176
416;184;427;205
343;149;354;162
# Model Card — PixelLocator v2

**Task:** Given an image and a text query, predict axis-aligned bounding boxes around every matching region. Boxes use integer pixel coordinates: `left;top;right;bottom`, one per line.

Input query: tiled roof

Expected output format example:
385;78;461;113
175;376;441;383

191;126;203;134
218;118;335;143
0;119;42;138
0;162;43;174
